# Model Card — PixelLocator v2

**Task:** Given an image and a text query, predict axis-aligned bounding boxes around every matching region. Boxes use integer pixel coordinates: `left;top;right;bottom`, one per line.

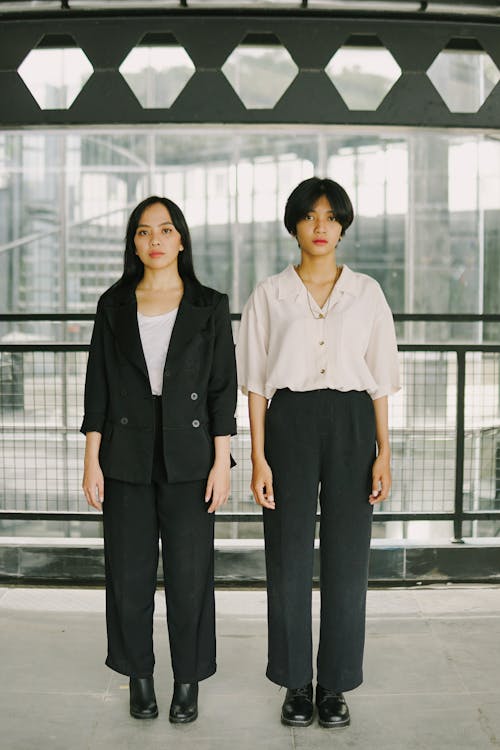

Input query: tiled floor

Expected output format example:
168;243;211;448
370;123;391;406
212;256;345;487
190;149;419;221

1;585;499;750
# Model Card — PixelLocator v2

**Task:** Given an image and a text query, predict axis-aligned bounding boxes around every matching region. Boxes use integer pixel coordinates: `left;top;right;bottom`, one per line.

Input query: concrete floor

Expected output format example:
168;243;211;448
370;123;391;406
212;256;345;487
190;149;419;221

1;585;500;750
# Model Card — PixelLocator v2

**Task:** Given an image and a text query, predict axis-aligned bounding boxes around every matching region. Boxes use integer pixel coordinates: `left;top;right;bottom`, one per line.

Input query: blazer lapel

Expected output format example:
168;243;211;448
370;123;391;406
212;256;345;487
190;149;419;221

165;296;212;367
105;295;149;382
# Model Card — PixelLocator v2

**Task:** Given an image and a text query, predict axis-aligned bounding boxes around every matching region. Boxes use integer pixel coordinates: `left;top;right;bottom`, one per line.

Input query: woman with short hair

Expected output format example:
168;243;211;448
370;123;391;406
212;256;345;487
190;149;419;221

237;176;400;729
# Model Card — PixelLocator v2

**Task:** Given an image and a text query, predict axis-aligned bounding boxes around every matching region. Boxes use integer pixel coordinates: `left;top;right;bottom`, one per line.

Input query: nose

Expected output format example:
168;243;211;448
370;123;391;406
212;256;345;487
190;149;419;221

151;237;160;246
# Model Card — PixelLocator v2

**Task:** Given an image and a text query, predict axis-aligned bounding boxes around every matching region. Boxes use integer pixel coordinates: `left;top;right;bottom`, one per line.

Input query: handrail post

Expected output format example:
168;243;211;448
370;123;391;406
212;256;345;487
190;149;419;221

453;350;466;543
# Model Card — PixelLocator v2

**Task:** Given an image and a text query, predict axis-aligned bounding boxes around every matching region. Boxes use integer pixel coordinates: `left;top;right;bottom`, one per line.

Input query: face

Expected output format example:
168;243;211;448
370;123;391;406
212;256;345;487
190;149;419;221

134;202;183;271
294;194;342;257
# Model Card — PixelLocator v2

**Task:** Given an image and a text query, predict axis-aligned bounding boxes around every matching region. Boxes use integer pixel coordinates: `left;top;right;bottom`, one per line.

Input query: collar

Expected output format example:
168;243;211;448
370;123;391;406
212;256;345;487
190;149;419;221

277;263;359;301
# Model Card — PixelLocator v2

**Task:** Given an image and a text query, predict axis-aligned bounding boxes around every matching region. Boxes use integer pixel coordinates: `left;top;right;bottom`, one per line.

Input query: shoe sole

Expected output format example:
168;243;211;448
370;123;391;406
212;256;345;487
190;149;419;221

130;709;159;720
318;717;350;729
281;715;314;727
169;711;198;724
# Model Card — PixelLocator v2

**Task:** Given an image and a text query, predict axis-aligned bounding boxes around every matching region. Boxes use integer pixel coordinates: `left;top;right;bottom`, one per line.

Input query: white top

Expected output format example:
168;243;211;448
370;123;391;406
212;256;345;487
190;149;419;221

236;264;400;401
137;308;178;396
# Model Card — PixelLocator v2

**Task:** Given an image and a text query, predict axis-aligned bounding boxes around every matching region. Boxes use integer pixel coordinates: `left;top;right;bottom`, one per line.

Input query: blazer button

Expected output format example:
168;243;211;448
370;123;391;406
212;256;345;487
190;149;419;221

192;419;200;428
165;369;171;378
190;392;198;401
120;388;127;396
120;417;128;425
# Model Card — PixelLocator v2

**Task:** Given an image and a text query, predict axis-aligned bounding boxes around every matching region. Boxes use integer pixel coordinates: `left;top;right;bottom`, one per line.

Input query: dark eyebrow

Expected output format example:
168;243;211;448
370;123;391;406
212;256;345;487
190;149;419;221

136;221;174;229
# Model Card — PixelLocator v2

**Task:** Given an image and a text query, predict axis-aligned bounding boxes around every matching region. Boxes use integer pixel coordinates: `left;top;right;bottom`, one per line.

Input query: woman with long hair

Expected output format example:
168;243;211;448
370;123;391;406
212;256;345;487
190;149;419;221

81;196;237;723
237;177;400;729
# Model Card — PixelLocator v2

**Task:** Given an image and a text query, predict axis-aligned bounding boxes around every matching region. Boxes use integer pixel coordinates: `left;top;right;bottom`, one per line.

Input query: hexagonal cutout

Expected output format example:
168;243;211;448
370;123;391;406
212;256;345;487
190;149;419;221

119;32;195;108
222;33;298;109
427;38;500;113
17;34;93;110
325;35;401;111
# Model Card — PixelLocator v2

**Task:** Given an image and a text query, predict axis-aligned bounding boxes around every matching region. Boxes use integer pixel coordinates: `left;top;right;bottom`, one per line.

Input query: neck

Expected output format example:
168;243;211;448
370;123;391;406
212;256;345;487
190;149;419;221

139;265;183;291
297;253;338;283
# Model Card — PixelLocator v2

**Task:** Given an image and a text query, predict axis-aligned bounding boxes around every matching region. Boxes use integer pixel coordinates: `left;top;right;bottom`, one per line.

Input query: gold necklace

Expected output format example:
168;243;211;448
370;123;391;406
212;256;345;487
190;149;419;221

297;266;341;320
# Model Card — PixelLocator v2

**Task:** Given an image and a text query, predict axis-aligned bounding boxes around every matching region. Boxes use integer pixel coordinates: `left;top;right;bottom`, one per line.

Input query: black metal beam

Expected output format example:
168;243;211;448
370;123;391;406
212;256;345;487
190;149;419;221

0;13;498;127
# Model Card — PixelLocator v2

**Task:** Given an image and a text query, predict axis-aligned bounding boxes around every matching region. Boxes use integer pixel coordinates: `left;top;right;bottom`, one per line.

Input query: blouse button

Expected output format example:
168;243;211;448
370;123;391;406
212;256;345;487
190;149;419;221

190;392;198;401
192;419;200;428
320;369;326;375
120;417;128;425
319;341;325;346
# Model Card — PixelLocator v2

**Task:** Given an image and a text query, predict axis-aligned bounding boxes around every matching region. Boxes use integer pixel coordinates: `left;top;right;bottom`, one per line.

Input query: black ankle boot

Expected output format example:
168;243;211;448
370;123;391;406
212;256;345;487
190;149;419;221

129;676;158;719
281;683;314;727
169;681;198;724
315;684;350;728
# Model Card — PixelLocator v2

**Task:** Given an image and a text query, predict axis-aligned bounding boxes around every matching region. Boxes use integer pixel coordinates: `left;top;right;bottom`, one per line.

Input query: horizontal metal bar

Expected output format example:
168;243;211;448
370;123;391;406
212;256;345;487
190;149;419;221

2;510;499;522
2;314;500;322
1;343;500;353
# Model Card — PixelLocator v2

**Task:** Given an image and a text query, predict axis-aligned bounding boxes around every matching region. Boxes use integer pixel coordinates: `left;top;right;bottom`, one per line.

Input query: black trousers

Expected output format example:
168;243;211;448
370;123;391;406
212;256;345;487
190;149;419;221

263;389;376;692
102;398;216;682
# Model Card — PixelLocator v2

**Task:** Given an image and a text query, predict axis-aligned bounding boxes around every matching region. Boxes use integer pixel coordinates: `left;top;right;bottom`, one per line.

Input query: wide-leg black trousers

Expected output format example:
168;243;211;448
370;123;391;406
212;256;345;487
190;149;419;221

263;388;376;692
102;398;216;682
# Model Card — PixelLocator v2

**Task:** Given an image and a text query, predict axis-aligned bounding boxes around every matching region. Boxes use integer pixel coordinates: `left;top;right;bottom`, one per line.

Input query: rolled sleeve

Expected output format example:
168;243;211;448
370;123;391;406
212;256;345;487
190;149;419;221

365;289;401;400
236;285;270;398
80;301;108;435
207;294;237;436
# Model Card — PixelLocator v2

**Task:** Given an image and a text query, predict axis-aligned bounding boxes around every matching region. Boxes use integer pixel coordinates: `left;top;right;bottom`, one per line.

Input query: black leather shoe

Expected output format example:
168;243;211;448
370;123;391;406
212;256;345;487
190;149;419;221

129;676;158;719
169;682;198;724
281;683;314;727
316;684;350;728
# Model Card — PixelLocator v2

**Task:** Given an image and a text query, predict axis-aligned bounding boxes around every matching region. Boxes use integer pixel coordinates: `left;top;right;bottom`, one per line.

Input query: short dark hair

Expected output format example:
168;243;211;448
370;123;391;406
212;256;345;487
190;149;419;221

284;177;354;237
115;195;200;290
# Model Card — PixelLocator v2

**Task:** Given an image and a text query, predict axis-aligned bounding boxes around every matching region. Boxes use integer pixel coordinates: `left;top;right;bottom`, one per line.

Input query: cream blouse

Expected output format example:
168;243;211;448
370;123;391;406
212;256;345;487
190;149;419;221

236;264;400;401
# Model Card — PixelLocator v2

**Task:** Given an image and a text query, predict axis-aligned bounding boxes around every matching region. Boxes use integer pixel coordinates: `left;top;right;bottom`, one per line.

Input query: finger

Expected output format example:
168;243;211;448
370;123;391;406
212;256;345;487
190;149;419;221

205;478;214;503
369;479;389;504
253;484;272;508
260;490;276;510
265;479;275;508
97;478;104;503
207;493;223;513
369;477;382;501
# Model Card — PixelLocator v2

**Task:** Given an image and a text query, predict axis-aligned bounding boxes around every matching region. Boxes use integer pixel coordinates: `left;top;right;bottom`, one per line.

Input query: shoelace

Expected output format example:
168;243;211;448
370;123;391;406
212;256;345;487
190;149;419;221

292;685;312;698
317;686;341;703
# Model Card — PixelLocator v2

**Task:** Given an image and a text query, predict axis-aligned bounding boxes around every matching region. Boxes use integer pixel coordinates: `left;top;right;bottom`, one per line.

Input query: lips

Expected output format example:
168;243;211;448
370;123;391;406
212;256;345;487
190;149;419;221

313;239;328;245
149;252;164;258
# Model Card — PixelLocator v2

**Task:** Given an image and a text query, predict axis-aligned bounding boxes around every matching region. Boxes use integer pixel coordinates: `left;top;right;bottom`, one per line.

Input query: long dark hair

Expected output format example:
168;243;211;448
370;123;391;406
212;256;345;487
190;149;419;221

114;195;200;290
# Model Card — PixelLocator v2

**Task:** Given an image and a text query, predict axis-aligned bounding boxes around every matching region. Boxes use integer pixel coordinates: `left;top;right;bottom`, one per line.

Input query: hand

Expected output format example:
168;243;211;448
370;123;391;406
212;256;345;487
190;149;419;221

251;458;275;510
369;454;391;505
82;460;104;511
205;460;230;513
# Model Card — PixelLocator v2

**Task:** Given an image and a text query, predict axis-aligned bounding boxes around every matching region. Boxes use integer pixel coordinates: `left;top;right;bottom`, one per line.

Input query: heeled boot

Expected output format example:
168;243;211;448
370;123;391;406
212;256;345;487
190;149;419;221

129;676;158;719
169;681;199;724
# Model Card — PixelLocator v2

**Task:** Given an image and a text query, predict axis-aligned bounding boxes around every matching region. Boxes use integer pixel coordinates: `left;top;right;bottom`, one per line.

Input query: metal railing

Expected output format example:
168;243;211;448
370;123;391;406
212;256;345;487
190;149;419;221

1;313;499;542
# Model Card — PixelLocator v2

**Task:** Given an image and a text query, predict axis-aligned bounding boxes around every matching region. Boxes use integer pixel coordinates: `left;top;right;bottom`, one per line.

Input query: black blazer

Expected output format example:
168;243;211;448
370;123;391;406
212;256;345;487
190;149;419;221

81;278;237;485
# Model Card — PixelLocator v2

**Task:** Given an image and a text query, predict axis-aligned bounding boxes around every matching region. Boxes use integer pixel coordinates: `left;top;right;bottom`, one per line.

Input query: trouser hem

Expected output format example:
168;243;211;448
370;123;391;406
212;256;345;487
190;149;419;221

316;674;363;693
105;658;153;679
266;667;314;690
174;662;217;684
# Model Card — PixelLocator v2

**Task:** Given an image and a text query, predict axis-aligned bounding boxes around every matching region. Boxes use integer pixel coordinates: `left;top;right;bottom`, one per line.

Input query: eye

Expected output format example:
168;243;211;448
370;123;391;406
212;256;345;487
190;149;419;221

328;215;337;222
162;227;172;234
137;229;148;236
304;214;314;221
